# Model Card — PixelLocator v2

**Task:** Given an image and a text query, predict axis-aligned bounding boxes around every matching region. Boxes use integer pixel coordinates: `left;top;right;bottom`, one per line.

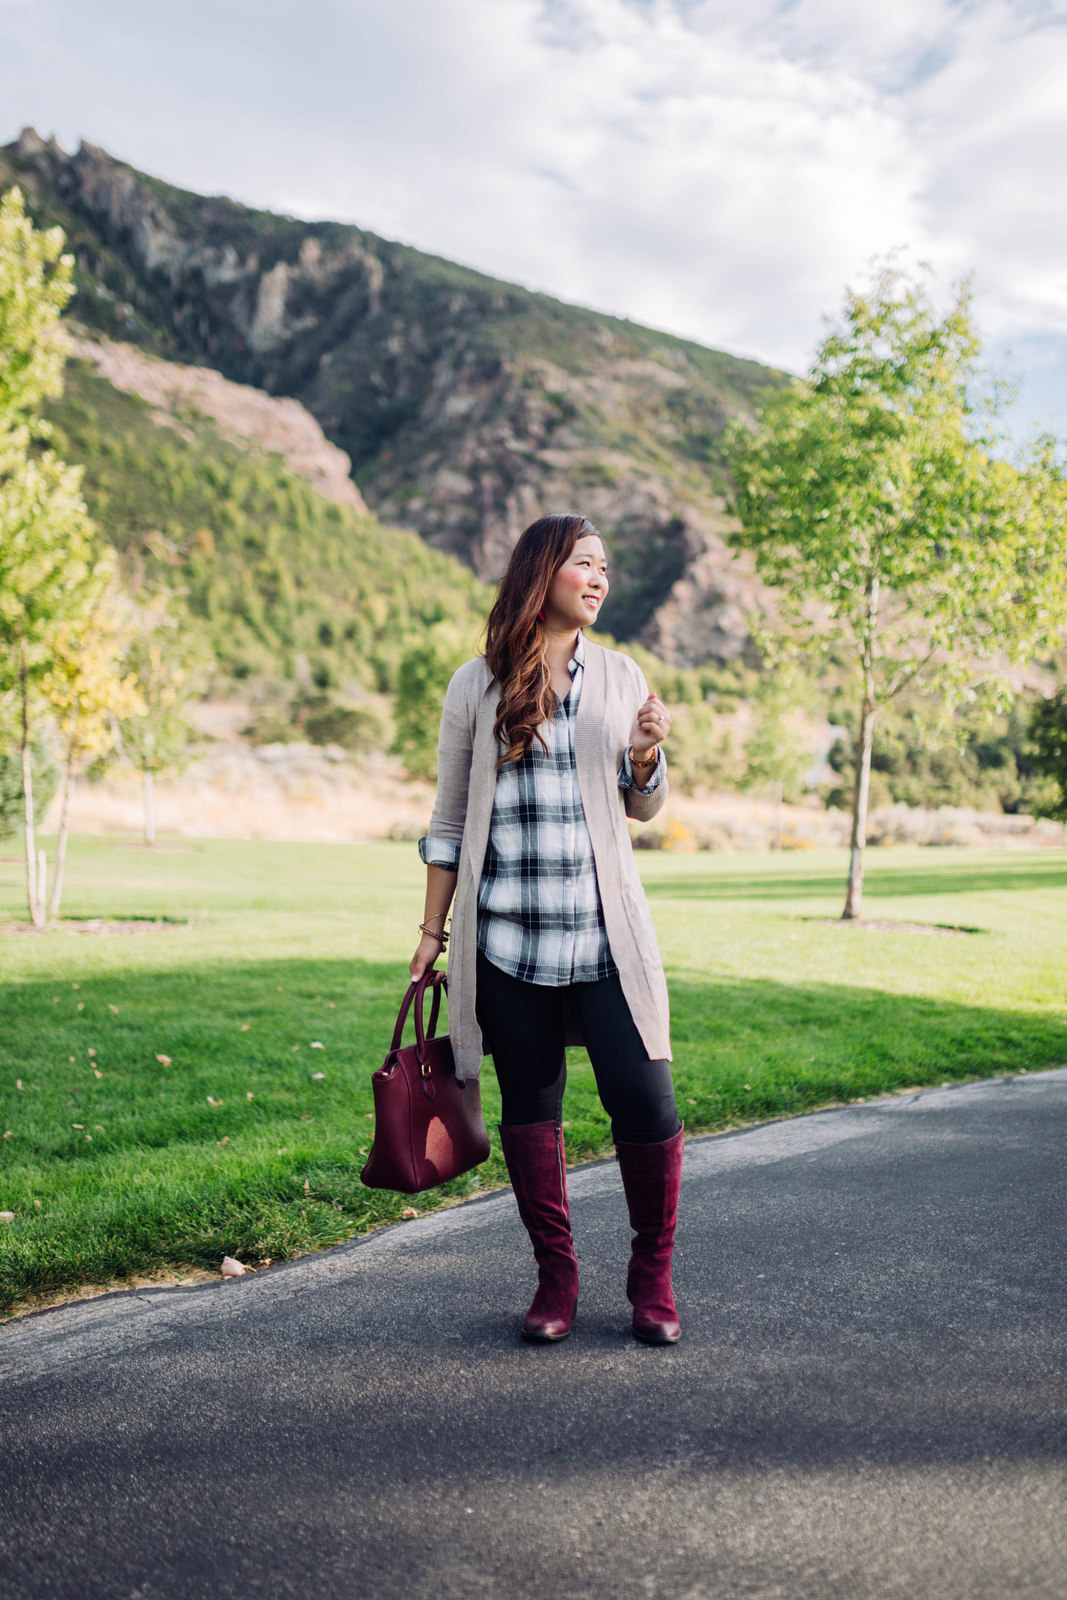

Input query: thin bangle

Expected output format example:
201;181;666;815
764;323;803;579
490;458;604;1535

419;921;449;946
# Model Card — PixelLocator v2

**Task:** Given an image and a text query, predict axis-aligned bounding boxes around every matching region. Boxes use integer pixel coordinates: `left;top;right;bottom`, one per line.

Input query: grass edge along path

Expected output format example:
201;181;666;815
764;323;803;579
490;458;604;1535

1;838;1065;1320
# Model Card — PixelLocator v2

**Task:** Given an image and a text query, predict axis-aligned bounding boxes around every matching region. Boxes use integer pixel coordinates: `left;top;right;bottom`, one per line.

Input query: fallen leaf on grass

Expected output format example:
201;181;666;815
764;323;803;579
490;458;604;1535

87;1049;96;1058
108;1004;119;1015
15;1080;22;1090
359;1147;367;1155
220;1257;246;1278
217;1137;230;1145
72;983;79;990
2;1131;12;1140
33;1199;41;1208
207;1097;223;1107
71;1123;84;1129
246;1092;254;1100
291;1045;300;1052
240;1023;250;1031
0;1212;14;1223
277;1147;288;1155
156;1054;172;1066
401;1207;418;1219
310;1042;324;1049
77;1003;84;1012
311;1072;325;1081
52;997;59;1004
93;1070;103;1079
303;1179;310;1193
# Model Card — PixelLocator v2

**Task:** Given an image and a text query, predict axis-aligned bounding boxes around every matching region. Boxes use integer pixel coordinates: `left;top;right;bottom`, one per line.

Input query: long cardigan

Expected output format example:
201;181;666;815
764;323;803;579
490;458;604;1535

427;638;671;1079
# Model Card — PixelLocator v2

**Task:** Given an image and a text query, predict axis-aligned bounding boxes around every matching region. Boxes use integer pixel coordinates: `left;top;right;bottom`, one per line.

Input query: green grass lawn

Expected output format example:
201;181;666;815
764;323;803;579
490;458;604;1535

1;836;1065;1316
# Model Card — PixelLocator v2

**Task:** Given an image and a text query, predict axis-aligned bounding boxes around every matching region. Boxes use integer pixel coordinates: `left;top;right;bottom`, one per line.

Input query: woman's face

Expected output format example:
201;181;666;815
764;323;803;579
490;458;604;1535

544;533;609;630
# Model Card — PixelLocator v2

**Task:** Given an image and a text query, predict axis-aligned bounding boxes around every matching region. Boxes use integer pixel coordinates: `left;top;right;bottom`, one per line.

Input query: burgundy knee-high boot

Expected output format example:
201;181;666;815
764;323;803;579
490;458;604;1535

499;1121;579;1342
615;1126;684;1344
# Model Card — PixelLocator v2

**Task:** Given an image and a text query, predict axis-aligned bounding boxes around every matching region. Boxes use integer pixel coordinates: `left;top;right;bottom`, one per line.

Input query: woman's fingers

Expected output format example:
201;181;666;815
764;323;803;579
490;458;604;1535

637;695;670;738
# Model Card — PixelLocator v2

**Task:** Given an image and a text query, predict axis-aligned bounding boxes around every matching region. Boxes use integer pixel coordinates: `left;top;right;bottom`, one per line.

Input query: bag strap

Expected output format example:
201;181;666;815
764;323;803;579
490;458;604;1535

389;969;446;1058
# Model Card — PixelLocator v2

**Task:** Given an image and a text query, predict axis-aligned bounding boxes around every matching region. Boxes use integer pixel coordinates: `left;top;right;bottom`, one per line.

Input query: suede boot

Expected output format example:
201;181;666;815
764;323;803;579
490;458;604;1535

499;1121;579;1342
616;1125;684;1344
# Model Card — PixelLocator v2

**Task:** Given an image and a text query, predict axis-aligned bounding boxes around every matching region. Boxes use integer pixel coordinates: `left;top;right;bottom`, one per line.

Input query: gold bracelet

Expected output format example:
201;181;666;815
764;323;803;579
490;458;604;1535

629;744;659;769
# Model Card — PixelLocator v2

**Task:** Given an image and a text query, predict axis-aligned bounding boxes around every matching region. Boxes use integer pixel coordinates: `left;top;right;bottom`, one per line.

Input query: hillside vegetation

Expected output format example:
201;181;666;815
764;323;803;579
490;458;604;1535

46;359;491;708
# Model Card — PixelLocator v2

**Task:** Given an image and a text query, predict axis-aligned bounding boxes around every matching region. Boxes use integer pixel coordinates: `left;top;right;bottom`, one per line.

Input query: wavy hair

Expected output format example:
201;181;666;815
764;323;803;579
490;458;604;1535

484;513;599;767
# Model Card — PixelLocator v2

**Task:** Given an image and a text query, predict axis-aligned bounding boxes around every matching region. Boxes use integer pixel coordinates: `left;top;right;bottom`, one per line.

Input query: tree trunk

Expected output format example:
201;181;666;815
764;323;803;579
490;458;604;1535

842;690;875;920
48;743;76;922
143;768;155;845
19;652;44;929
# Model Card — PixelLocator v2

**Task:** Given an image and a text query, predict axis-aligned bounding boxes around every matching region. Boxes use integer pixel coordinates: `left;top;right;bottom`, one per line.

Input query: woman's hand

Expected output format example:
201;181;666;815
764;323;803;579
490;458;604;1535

629;692;671;761
409;932;444;983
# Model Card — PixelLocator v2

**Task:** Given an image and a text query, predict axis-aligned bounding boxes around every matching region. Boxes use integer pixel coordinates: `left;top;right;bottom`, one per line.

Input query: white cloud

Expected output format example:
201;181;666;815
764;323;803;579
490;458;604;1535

1;0;1066;415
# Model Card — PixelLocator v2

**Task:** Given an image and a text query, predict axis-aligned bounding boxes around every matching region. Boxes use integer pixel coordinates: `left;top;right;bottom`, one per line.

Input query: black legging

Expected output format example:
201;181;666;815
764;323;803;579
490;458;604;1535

475;950;681;1145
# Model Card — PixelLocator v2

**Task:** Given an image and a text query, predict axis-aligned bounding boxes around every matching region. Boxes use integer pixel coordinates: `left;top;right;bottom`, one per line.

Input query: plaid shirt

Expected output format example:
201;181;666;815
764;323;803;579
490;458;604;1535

420;633;665;987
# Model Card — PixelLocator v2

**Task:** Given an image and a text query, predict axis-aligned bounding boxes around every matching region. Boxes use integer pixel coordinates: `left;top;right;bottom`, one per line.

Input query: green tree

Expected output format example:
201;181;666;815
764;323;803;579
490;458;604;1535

0;185;90;924
0;186;73;428
41;567;143;915
0;451;97;923
727;265;1067;918
1028;686;1067;820
117;596;202;844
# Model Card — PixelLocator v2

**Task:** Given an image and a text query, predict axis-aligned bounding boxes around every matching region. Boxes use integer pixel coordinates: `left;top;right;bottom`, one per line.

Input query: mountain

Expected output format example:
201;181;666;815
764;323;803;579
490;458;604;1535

2;127;784;665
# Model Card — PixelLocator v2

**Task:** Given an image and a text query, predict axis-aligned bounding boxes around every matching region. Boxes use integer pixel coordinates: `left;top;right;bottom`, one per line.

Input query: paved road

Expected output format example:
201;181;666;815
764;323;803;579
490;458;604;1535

2;1070;1065;1600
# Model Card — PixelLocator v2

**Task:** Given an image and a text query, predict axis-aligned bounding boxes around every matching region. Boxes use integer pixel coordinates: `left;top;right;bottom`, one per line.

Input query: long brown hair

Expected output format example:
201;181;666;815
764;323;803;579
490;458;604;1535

485;513;599;766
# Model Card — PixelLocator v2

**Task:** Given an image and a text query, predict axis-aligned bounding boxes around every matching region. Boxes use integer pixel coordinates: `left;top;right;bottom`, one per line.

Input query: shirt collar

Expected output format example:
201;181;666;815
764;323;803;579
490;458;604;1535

568;631;586;677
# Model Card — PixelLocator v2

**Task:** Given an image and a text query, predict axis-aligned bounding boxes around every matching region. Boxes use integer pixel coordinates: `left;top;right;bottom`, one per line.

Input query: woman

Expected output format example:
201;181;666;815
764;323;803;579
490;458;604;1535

411;514;682;1345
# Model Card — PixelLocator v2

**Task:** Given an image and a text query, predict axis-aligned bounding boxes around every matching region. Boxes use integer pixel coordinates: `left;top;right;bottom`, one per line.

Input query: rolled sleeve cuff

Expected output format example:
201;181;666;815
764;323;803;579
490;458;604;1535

618;747;666;793
418;835;461;870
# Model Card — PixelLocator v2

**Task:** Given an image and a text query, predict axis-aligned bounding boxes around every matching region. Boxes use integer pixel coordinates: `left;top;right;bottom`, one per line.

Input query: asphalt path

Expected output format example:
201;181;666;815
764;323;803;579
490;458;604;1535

1;1069;1065;1600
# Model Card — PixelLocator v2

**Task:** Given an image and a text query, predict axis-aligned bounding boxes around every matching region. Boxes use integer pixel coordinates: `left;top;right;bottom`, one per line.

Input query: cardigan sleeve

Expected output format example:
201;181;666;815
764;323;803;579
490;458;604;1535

619;659;669;822
419;663;477;857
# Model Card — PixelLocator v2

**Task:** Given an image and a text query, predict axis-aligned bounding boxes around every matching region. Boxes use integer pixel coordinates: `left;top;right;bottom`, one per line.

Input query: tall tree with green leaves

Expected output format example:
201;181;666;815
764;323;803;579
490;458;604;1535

0;452;98;923
0;185;92;924
727;265;1067;918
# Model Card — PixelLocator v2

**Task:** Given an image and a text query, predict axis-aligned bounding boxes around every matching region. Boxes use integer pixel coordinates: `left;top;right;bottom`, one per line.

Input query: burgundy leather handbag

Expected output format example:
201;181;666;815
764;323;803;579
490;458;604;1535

360;970;491;1193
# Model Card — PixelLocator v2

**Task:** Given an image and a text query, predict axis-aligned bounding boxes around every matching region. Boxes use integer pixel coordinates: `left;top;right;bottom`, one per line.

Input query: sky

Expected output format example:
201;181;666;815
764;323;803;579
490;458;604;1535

2;0;1066;432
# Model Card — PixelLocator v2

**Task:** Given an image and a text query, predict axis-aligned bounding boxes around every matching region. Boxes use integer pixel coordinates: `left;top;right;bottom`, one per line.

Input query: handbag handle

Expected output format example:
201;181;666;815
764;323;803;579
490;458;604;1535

389;969;446;1063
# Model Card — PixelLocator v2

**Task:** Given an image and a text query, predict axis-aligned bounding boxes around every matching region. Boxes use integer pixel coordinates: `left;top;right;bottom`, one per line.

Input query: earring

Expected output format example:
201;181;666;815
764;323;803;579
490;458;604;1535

538;609;546;622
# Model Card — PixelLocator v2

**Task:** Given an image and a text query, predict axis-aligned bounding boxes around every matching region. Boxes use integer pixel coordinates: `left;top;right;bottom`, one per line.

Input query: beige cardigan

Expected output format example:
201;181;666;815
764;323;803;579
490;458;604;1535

427;639;671;1079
